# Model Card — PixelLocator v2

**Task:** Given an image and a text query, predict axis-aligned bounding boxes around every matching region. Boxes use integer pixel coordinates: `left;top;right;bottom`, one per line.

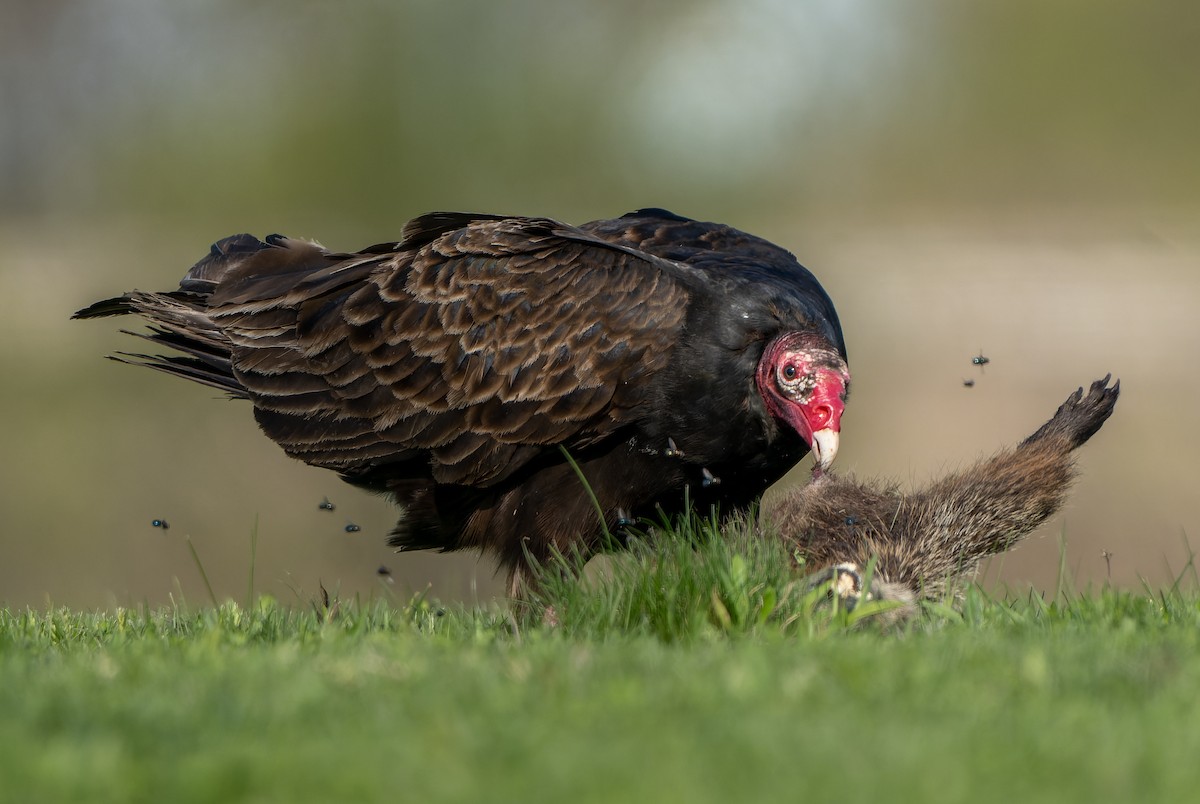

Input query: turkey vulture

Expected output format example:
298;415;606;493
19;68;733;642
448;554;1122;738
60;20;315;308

74;208;849;594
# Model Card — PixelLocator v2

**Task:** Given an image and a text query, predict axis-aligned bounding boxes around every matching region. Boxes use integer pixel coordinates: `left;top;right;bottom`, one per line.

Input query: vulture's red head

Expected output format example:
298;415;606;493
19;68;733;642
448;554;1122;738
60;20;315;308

755;332;850;472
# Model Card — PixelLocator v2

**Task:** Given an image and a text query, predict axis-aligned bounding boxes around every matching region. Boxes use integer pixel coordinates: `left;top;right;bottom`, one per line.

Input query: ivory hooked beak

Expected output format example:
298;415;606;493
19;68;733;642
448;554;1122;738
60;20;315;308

810;427;839;471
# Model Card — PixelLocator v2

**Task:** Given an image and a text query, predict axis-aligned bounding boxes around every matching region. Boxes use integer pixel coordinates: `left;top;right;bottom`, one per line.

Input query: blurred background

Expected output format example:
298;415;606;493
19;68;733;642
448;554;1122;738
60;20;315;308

2;0;1196;609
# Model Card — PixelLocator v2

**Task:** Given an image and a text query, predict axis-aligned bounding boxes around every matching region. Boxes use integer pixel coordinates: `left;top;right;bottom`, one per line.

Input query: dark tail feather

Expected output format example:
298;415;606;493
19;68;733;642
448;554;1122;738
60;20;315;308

85;294;246;397
108;353;247;398
72;235;271;397
122;325;232;367
72;234;270;321
111;323;245;398
72;296;137;319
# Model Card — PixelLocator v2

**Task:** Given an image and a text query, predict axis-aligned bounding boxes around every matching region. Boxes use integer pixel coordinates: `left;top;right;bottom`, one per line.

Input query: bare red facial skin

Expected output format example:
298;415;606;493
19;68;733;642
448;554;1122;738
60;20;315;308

754;333;849;451
794;369;846;435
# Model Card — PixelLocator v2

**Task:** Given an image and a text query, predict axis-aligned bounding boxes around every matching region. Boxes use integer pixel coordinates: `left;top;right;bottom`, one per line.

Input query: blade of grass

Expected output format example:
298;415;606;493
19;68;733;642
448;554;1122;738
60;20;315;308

247;515;259;610
185;535;219;608
558;445;612;543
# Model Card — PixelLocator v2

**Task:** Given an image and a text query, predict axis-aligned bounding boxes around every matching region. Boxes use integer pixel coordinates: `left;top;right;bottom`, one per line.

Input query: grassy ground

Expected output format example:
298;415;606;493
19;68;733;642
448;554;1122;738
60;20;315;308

2;526;1199;804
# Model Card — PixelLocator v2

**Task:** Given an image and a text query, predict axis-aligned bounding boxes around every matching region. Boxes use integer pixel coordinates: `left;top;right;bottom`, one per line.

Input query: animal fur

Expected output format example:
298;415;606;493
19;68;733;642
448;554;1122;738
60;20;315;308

765;376;1119;605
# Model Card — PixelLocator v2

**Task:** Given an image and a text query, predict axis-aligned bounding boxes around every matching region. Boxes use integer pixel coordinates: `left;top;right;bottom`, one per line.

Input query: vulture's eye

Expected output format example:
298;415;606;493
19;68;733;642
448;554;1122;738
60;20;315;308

782;364;797;380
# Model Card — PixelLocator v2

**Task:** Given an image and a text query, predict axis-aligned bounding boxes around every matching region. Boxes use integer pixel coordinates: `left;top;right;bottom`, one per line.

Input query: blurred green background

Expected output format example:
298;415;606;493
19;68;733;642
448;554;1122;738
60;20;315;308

2;0;1197;609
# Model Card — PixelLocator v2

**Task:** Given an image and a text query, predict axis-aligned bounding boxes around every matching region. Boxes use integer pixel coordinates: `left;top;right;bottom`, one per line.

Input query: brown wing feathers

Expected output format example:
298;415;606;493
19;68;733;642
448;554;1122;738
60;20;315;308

74;212;732;573
190;217;690;492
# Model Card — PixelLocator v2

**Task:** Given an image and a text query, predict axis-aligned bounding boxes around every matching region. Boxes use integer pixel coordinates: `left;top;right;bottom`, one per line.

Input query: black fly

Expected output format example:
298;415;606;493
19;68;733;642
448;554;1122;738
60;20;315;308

614;508;634;529
318;497;335;511
151;519;170;530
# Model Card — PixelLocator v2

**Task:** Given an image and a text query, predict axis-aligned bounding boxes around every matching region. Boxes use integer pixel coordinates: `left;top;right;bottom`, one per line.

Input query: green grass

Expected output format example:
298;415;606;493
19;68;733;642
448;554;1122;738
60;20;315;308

2;521;1199;804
